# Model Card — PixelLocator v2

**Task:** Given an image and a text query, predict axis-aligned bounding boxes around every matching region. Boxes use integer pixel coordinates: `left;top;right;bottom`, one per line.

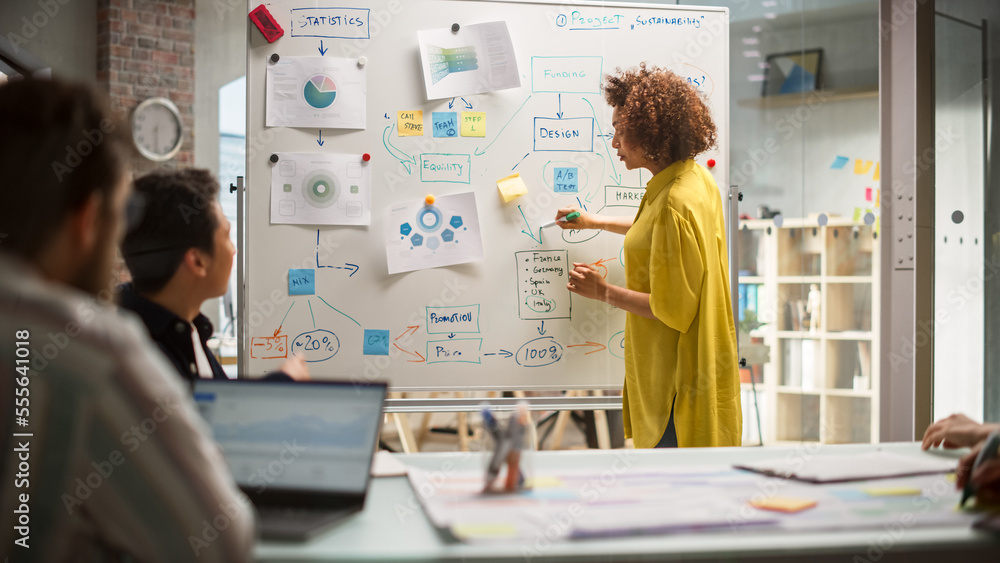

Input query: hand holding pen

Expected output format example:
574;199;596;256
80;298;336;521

957;429;1000;508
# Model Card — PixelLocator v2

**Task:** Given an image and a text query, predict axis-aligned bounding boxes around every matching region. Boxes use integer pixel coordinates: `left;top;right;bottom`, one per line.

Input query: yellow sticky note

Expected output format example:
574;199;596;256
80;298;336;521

524;476;564;489
853;207;862;222
854;159;873;175
397;111;423;136
461;111;486;137
749;496;817;513
863;487;922;497
872;161;880;181
451;523;518;540
497;172;528;202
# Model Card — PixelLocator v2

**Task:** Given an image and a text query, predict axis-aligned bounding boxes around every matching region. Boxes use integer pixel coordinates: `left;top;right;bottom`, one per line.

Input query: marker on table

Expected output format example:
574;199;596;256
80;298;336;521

960;429;1000;508
541;211;581;228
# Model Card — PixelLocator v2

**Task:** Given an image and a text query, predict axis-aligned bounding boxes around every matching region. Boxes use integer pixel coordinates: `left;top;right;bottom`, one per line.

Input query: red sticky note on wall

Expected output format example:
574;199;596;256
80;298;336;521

865;187;872;202
249;5;283;43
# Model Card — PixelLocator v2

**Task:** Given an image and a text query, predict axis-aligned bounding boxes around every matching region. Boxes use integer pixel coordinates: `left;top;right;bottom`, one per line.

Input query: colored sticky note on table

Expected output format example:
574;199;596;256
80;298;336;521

432;111;458;138
831;155;849;169
749;496;817;513
497;172;528;202
461;111;486;137
288;269;315;295
863;487;922;497
397;111;423;136
451;523;518;540
363;329;390;355
554;167;579;193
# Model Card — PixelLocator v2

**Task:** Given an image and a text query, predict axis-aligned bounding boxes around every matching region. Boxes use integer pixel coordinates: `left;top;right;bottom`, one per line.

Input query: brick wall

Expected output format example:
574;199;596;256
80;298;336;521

96;0;195;174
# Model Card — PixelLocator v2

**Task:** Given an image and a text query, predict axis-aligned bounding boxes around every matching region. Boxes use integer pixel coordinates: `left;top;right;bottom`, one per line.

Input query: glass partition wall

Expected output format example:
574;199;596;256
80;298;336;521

681;0;881;445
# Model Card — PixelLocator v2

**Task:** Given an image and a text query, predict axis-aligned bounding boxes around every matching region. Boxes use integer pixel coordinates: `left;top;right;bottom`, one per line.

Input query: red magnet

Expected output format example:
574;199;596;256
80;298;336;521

362;153;371;162
249;5;283;43
707;158;716;168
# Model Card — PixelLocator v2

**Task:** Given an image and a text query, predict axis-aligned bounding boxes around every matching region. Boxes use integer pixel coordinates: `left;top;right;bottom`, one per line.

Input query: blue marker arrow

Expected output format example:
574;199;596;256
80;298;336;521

334;263;359;277
584;97;621;185
318;40;328;56
475;95;532;156
316;130;324;147
511;152;530;170
382;124;417;173
517;205;543;244
461;97;473;109
538;321;546;335
448;97;456;109
556;93;563;119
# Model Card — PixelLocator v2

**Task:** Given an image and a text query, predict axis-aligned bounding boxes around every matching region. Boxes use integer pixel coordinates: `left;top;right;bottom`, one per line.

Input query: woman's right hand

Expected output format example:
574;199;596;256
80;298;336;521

922;413;997;450
554;206;599;230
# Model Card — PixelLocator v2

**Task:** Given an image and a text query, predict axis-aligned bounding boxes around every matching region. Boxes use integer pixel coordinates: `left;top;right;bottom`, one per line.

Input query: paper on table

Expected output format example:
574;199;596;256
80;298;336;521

266;56;366;129
417;21;520;100
734;450;956;483
385;192;484;275
270;152;371;225
496;173;528;202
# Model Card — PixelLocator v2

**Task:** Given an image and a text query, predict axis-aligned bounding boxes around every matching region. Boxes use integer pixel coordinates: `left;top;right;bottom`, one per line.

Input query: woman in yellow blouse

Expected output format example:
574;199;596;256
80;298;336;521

556;65;741;448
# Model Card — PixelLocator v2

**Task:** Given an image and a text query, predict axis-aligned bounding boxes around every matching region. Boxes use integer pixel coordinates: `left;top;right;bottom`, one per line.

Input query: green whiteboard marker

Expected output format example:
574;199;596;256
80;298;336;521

541;211;581;228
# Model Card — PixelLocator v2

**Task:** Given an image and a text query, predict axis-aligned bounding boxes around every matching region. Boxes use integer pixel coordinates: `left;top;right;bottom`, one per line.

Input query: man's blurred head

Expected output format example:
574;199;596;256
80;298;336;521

123;169;234;300
0;78;130;294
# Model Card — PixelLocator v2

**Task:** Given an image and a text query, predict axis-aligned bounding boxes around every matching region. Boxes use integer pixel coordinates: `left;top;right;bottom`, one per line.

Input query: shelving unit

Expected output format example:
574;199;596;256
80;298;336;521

737;217;880;445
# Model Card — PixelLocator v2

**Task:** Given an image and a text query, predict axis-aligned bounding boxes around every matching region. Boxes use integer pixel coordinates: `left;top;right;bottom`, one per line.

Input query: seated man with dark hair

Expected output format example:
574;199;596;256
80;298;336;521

0;79;254;562
120;168;307;384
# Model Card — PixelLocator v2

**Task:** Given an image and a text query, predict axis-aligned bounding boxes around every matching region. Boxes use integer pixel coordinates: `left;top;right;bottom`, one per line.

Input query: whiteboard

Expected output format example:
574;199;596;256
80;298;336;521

243;0;729;391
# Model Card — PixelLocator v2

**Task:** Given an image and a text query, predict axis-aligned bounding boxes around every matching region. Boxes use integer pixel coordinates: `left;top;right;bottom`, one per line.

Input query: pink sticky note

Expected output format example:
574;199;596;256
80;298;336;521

865;187;872;202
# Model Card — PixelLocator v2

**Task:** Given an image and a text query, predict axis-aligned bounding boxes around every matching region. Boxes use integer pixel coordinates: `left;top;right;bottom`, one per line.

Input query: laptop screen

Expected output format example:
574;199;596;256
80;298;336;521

193;380;386;494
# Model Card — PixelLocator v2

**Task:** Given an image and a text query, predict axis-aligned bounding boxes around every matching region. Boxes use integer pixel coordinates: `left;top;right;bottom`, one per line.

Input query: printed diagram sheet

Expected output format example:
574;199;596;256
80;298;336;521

385;192;484;274
417;21;520;100
270;152;372;225
266;56;366;129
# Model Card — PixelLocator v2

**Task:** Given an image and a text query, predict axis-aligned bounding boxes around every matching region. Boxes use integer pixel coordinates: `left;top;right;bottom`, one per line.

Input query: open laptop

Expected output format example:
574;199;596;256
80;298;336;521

193;379;387;540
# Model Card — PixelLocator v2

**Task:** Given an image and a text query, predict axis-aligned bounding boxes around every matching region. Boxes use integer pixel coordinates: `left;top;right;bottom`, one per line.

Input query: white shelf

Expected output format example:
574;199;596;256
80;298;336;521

826;276;873;284
776;276;823;284
825;331;873;341
775;331;821;339
738;219;880;445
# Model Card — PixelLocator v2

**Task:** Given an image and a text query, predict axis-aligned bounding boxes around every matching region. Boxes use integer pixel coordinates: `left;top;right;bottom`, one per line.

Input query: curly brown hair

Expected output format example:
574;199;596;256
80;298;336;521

604;64;717;166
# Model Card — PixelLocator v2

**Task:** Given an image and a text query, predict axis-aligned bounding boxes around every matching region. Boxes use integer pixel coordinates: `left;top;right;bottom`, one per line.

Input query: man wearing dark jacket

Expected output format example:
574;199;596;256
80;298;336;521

120;168;307;385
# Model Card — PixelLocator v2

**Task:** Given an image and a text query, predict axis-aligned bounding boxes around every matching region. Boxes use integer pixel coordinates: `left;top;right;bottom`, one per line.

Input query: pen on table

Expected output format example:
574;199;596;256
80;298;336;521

959;429;1000;508
540;211;581;228
481;403;500;440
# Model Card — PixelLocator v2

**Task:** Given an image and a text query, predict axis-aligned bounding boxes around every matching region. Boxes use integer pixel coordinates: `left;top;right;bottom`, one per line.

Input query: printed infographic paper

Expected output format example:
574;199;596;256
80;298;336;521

270;152;372;225
266;56;366;129
417;21;520;100
386;192;484;274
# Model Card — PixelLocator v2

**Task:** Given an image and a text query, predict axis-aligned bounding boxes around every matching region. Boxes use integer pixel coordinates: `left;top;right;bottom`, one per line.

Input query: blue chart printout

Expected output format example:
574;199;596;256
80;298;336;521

417;21;520;100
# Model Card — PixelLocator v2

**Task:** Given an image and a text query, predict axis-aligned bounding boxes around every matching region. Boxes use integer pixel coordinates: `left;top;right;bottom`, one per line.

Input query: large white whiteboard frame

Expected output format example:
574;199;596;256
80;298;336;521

241;0;732;399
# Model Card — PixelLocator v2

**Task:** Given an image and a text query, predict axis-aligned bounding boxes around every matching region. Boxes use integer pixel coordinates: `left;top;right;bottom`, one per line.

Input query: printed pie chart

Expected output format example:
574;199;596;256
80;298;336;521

303;75;338;109
302;171;339;208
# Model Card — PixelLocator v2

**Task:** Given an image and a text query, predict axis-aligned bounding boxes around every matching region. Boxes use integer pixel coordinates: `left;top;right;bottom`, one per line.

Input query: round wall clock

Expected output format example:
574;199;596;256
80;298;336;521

131;97;183;162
